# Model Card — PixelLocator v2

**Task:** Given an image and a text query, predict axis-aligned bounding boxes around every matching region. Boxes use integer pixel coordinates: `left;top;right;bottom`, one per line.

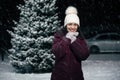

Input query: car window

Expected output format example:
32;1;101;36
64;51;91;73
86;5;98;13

96;35;110;40
109;34;120;40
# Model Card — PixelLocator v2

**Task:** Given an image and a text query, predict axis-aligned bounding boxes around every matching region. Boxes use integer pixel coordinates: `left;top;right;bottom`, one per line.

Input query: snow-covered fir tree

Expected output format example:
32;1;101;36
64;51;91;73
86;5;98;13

9;0;60;73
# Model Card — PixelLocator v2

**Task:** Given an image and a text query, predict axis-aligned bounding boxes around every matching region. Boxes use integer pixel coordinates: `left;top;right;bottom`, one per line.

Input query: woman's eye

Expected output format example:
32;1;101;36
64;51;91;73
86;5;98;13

68;23;72;26
74;24;77;26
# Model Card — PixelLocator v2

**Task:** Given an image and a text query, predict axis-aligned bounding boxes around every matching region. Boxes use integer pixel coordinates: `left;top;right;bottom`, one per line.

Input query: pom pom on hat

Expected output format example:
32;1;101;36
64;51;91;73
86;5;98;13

64;6;80;27
65;6;78;15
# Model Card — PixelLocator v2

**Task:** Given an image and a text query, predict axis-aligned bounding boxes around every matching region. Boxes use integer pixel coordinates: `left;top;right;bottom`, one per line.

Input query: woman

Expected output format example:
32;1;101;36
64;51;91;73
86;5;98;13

51;6;89;80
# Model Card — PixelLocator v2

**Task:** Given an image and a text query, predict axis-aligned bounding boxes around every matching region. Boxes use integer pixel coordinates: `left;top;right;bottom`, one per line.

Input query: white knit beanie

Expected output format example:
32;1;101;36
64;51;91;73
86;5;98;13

64;6;80;27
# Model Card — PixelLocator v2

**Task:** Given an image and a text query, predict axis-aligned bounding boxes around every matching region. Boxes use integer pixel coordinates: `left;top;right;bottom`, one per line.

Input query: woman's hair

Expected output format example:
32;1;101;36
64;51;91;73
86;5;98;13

61;27;85;39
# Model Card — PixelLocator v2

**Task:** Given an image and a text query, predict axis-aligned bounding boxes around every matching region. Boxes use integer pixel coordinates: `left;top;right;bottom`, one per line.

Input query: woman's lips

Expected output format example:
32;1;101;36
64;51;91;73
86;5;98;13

69;29;76;32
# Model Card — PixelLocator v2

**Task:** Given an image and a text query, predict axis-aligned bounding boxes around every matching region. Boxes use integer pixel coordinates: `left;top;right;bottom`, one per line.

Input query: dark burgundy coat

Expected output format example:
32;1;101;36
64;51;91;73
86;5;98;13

51;31;89;80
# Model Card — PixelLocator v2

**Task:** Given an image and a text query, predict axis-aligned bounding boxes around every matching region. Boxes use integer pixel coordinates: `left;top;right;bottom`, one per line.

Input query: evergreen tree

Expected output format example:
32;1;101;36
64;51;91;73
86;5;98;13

9;0;60;73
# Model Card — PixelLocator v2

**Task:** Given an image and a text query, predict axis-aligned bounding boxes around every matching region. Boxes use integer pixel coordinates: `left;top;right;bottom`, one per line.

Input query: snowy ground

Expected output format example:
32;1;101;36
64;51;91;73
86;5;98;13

0;53;120;80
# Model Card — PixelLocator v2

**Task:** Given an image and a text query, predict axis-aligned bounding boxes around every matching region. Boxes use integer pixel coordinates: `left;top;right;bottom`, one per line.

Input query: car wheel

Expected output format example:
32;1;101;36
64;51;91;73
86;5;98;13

90;46;100;53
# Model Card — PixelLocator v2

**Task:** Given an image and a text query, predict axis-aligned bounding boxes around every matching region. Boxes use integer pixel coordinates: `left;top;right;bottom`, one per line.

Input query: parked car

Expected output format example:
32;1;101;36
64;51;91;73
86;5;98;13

86;33;120;53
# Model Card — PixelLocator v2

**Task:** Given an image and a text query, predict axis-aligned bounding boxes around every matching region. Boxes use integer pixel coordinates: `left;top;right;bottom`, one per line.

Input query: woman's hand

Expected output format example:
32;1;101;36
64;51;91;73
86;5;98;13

66;32;79;43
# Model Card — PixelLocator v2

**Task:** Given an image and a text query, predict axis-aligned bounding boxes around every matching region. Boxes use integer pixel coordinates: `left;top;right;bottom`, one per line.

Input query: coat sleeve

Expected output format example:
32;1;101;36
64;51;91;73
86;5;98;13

70;38;90;61
52;33;71;61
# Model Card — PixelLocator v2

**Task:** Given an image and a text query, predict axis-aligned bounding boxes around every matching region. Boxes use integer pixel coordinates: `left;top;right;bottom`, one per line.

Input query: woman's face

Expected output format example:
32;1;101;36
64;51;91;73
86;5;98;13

66;23;78;32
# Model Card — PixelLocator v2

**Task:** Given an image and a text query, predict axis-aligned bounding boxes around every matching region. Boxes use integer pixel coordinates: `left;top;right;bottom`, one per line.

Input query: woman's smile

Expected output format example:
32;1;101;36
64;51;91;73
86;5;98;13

68;28;76;32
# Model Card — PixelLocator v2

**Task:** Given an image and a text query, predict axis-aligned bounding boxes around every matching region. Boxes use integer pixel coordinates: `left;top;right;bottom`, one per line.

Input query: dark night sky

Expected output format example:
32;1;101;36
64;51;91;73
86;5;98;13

0;0;24;50
56;0;120;28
